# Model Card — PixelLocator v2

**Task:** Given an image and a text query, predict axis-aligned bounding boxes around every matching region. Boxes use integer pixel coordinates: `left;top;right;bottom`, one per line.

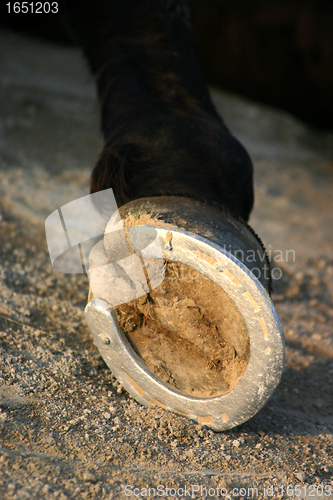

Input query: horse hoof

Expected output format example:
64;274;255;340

85;196;284;431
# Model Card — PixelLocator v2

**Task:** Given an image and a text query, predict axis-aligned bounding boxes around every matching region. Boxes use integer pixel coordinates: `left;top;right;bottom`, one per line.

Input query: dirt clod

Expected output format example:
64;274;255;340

115;261;250;397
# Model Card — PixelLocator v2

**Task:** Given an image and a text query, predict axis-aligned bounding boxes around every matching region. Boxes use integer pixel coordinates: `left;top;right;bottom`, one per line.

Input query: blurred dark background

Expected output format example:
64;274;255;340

1;0;333;130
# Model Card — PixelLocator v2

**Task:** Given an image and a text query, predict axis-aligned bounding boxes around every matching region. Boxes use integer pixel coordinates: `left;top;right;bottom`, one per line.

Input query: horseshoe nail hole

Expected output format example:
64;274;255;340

114;261;250;398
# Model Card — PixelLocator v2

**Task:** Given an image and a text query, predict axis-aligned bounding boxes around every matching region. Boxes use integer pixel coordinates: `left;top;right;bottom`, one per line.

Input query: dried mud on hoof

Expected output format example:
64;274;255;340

114;261;250;398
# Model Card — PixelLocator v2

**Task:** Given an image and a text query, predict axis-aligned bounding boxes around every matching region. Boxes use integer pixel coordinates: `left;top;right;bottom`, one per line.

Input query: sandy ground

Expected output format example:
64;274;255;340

0;29;333;499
